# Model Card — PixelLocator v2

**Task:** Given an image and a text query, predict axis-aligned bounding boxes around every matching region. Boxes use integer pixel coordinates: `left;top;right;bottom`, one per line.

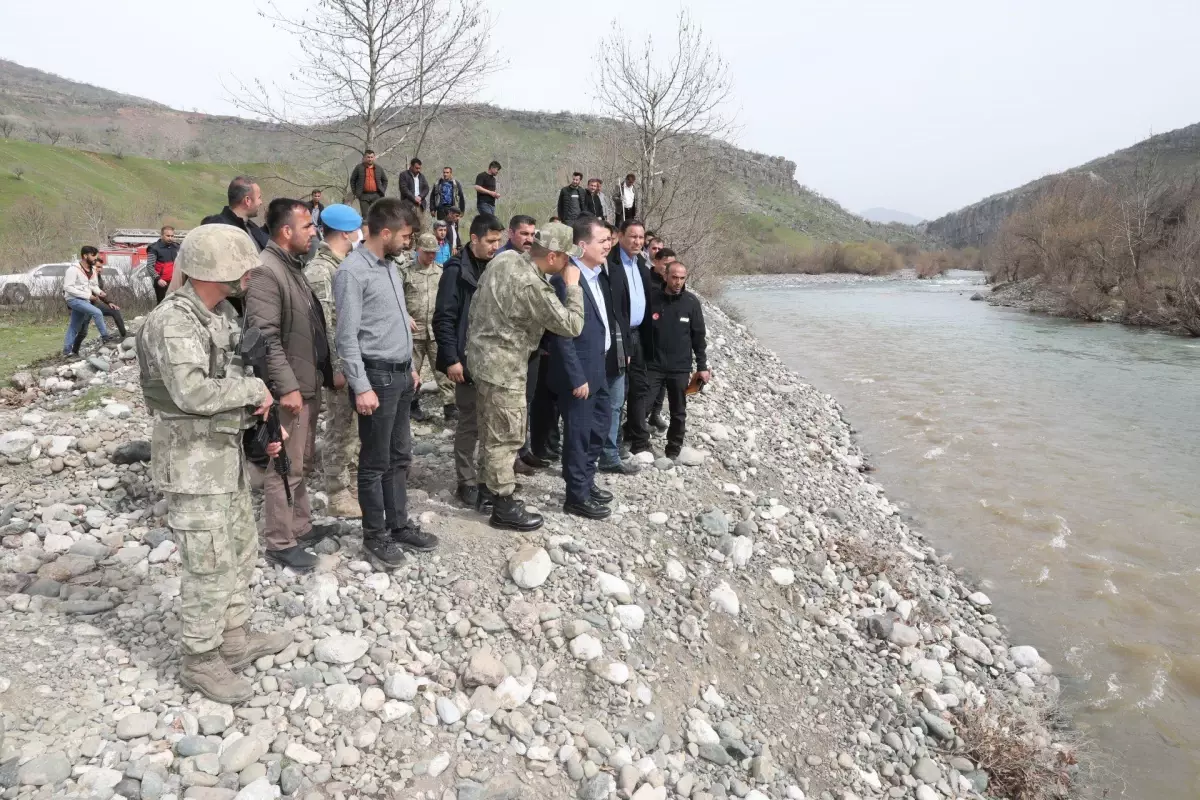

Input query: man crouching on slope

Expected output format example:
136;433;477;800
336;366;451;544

138;225;292;704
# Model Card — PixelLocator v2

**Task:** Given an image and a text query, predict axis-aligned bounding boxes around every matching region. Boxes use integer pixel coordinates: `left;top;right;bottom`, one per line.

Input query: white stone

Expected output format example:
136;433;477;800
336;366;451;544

78;768;123;790
360;687;386;712
687;717;720;746
701;685;726;709
968;591;992;608
665;559;687;581
46;436;74;457
677;446;706;466
148;540;175;564
710;581;740;615
596;572;631;598
325;684;362;712
953;635;994;666
729;536;753;567
615;605;645;631
42;533;73;554
314;635;368;664
235;778;281;800
20;413;43;426
911;659;943;684
722;483;741;496
305;573;340;614
428;752;451;777
1009;645;1040;668
284;742;322;765
633;451;656;465
647;512;669;525
769;567;795;586
494;675;533;709
436;697;462;725
0;431;35;458
509;546;552;589
384;672;418;701
526;745;554;761
588;658;630;685
744;791;771;800
631;785;667;800
104;403;132;418
363;572;390;593
569;634;603;661
378;701;415;723
707;423;731;441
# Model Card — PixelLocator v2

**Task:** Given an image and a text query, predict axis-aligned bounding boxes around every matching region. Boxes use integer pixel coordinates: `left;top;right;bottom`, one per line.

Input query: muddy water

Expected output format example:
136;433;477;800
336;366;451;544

725;271;1200;798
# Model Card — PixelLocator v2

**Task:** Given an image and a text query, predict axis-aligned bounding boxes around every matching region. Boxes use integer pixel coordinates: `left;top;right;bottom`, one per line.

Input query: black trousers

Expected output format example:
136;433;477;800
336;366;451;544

153;281;168;305
560;381;610;506
622;327;648;440
629;368;688;455
520;352;540;458
354;366;414;537
529;351;560;455
72;299;126;352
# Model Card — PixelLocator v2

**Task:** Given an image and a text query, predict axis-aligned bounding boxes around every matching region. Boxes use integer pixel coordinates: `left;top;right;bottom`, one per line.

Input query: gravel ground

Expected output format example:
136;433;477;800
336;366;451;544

0;303;1072;800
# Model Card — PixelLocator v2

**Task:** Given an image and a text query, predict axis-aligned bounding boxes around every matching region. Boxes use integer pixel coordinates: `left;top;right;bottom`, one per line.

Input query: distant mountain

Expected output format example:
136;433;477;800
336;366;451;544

859;207;924;226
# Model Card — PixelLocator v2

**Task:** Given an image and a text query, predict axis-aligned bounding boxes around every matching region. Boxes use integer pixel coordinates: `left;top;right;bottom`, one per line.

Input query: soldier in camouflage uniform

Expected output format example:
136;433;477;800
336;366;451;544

138;224;292;704
403;232;456;423
303;203;364;518
466;221;585;531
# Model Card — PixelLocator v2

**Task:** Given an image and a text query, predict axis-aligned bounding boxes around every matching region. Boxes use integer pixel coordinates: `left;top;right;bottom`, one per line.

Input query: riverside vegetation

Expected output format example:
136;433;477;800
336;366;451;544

0;300;1081;800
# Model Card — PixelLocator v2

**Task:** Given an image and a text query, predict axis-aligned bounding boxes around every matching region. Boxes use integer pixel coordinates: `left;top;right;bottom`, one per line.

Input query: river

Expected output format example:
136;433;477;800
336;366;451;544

725;271;1200;798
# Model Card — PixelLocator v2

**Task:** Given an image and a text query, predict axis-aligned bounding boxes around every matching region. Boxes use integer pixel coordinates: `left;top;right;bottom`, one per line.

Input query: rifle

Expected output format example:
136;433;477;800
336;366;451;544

240;326;293;506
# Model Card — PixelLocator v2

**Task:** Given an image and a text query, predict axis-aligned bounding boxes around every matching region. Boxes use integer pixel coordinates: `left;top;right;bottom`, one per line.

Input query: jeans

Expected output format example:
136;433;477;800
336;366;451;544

64;297;108;354
600;372;625;467
477;201;496;217
354;366;414;538
560;381;611;505
622;328;648;440
72;299;125;353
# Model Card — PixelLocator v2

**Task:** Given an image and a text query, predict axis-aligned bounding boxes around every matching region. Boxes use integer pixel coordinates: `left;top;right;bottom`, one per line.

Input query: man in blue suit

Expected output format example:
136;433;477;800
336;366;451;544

547;216;617;519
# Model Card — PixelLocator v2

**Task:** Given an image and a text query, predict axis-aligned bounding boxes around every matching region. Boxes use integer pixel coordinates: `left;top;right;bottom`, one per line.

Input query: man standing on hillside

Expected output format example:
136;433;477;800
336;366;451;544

202;177;268;251
146;226;179;305
350;150;388;215
399;158;430;213
335;199;439;569
614;173;639;227
433;214;505;509
583;178;609;223
557;172;586;224
244;199;329;572
474;161;502;217
445;208;464;256
466;222;585;532
433;167;466;220
403;233;456;424
303;203;364;519
138;224;292;704
308;190;326;231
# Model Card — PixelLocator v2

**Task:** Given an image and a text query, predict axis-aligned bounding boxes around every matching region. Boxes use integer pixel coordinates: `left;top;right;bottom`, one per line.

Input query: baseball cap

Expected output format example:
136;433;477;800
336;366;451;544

534;221;583;258
320;204;362;232
415;232;439;252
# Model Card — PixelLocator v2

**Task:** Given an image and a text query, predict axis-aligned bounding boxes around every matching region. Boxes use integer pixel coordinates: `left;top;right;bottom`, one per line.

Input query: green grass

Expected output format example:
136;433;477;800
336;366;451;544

0;318;62;383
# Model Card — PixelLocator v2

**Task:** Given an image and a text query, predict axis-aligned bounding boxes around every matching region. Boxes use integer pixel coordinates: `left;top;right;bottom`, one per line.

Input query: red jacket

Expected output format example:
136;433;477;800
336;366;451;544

147;240;180;282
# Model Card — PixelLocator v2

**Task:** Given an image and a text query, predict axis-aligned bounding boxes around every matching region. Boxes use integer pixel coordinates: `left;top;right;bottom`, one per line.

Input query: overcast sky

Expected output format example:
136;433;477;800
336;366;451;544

4;0;1200;219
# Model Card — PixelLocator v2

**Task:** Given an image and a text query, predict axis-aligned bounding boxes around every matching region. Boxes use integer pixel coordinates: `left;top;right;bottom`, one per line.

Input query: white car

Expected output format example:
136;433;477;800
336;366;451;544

0;261;140;305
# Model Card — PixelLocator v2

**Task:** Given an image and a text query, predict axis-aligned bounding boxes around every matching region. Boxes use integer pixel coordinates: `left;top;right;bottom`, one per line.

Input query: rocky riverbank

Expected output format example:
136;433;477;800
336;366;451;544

982;275;1199;336
0;303;1075;800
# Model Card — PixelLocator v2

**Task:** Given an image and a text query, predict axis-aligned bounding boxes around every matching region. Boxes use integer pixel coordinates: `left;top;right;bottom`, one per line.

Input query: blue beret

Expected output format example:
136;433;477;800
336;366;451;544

321;204;363;232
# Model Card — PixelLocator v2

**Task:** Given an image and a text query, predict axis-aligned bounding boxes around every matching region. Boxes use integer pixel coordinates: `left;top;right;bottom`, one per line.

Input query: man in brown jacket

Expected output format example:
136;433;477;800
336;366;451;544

245;198;330;572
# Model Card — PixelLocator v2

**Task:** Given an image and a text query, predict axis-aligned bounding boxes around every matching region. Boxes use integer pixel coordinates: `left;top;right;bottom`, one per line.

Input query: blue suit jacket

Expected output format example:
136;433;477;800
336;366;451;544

548;271;609;395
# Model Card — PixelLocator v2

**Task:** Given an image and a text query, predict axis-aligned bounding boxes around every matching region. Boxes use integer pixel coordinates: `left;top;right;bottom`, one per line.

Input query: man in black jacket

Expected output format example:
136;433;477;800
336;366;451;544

350;151;388;214
556;172;586;224
600;219;651;474
201;176;268;251
399;158;430;212
433;167;466;220
628;261;709;459
432;214;504;507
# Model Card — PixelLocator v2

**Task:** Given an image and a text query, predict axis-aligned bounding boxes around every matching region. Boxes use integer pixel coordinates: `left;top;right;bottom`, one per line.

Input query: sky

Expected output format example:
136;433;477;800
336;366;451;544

4;0;1200;219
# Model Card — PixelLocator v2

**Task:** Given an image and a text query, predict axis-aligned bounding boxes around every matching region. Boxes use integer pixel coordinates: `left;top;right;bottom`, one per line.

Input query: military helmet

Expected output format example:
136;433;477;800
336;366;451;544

415;232;439;252
176;224;260;282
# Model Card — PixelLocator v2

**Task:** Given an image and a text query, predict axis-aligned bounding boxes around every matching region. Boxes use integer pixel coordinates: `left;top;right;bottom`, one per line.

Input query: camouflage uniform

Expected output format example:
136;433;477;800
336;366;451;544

138;281;268;656
304;242;359;497
466;242;585;496
400;237;455;407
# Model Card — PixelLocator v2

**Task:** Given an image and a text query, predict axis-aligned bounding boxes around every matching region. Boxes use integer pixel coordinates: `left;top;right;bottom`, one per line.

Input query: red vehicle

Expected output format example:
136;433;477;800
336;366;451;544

100;229;190;275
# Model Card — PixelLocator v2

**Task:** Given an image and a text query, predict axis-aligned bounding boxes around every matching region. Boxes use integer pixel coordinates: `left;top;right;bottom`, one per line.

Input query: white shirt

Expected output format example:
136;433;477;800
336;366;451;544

574;258;610;353
621;184;636;210
412;172;422;203
62;264;96;302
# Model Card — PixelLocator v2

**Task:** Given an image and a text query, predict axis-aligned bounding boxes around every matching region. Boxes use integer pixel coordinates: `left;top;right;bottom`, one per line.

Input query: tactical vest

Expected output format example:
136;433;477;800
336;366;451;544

137;292;248;427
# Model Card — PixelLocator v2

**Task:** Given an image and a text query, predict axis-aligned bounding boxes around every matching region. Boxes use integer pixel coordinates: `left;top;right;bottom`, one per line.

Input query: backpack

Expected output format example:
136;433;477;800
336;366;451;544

439;180;456;208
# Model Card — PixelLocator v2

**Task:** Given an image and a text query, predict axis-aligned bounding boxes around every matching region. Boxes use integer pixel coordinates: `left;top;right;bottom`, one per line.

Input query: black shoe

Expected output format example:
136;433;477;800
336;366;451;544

297;522;341;548
545;442;562;458
266;545;317;572
101;334;121;344
564;498;612;520
532;449;559;464
665;447;681;459
600;460;639;475
589;486;614;504
475;485;496;515
410;399;429;422
443;404;459;422
650;413;668;431
457;483;479;508
391;522;439;551
363;536;407;569
490;494;543;532
521;451;552;469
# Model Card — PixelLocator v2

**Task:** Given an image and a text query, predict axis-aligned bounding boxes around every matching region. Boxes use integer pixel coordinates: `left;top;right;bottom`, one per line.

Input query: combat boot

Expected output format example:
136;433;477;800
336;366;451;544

220;625;292;671
410;397;429;422
475;485;496;515
327;489;362;519
180;651;253;704
443;404;459;423
363;533;408;569
489;494;543;532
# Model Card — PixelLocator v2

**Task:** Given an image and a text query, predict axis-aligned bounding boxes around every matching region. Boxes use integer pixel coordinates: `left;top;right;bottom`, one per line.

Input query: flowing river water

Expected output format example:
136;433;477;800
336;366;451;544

725;271;1200;798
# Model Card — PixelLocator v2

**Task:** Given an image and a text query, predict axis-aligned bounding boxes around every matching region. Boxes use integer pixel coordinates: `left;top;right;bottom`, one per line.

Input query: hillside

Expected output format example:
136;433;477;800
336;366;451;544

927;121;1200;247
859;207;924;225
0;59;929;269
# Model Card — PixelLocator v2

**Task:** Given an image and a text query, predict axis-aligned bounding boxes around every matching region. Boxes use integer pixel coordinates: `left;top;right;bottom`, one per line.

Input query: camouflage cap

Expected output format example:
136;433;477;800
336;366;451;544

534;221;583;258
415;232;439;252
177;224;260;282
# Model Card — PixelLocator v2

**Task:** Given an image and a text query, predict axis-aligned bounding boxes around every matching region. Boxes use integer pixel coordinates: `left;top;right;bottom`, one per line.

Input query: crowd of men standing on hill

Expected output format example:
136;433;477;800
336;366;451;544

126;157;708;702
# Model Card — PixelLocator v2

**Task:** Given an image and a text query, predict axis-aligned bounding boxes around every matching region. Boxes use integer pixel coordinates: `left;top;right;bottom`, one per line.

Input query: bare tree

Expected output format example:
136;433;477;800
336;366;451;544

593;10;736;228
231;0;496;177
0;117;16;139
75;194;112;243
34;125;64;146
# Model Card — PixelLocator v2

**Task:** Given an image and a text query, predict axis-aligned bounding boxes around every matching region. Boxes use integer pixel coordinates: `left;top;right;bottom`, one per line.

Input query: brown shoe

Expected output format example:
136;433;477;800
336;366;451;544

513;457;536;476
328;489;362;519
180;650;253;704
220;625;292;671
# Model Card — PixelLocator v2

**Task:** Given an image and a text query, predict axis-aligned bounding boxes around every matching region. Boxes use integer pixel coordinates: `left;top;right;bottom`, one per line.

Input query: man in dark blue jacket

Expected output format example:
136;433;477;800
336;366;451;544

432;214;504;508
600;219;652;474
546;216;617;519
